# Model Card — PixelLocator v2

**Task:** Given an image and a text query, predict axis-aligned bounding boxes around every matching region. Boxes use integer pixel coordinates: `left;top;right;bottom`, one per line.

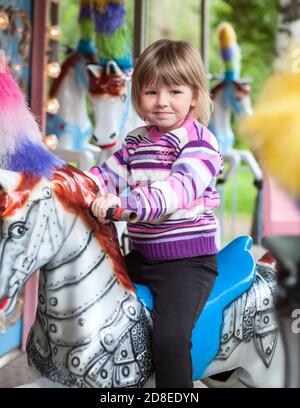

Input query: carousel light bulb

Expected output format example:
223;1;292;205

47;25;61;41
0;11;9;30
44;134;58;150
13;64;22;73
46;62;61;78
45;98;60;114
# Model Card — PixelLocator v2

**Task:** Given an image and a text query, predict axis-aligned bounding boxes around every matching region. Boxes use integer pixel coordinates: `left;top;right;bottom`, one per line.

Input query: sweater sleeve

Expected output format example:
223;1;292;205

120;137;223;222
89;142;131;196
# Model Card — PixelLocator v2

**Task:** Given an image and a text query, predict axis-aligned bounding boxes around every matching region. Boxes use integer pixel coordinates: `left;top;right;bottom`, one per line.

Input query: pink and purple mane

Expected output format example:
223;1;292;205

0;54;64;179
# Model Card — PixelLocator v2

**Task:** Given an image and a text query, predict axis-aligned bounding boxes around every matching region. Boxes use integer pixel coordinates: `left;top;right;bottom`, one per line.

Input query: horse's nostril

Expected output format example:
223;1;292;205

110;132;117;139
92;135;98;142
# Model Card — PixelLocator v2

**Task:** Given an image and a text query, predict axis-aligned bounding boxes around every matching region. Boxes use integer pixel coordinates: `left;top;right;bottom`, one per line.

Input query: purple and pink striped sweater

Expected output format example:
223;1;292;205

90;116;223;260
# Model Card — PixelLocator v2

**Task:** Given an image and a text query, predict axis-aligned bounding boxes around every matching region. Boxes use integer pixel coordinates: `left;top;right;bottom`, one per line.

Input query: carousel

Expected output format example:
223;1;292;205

0;0;299;388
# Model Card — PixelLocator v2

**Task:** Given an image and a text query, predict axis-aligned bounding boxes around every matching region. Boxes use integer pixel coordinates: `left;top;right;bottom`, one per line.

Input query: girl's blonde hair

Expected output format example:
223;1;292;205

132;39;212;126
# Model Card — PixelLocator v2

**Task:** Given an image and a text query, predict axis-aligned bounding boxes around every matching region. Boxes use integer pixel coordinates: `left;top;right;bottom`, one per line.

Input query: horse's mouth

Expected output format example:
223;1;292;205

99;141;118;150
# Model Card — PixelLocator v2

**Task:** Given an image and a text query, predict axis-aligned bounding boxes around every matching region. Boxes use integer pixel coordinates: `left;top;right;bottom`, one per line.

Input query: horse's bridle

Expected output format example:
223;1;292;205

8;187;63;297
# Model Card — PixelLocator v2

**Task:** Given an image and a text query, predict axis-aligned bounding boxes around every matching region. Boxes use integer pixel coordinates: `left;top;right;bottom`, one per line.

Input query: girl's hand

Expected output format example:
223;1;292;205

91;193;121;224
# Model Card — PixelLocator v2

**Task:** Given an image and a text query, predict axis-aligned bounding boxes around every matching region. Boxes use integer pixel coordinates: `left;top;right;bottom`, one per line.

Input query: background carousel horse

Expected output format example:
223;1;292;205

86;60;142;248
239;68;300;387
209;23;262;185
209;23;263;244
87;60;143;165
46;39;100;171
0;52;285;389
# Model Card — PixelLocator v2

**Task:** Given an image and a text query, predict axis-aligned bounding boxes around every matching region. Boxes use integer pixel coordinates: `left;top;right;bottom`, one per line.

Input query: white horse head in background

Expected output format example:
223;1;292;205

87;60;143;165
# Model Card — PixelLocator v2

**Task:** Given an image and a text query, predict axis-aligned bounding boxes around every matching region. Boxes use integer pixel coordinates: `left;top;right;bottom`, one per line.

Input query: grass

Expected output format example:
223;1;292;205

219;164;257;217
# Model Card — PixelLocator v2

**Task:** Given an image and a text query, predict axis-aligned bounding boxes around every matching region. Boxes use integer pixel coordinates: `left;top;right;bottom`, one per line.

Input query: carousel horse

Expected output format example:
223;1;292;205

209;79;263;184
209;23;262;185
86;60;143;245
0;165;285;388
87;60;144;166
46;40;100;171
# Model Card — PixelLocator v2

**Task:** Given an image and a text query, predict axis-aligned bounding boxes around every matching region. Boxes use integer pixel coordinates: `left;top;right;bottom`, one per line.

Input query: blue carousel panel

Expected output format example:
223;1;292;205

0;0;33;93
0;316;23;358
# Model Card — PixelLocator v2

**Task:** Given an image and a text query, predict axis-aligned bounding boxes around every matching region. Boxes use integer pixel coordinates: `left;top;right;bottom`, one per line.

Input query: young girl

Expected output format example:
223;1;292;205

90;39;223;388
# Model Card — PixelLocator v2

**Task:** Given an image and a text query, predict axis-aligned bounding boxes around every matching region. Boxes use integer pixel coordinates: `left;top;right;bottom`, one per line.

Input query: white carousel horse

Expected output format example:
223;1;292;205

86;60;143;244
0;166;285;388
86;60;144;166
210;22;262;185
46;43;100;171
209;79;262;184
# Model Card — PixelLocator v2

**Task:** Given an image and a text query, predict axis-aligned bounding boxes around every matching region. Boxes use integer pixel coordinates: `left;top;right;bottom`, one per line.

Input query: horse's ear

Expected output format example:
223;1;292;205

208;73;222;81
106;60;122;76
86;64;102;79
0;169;21;191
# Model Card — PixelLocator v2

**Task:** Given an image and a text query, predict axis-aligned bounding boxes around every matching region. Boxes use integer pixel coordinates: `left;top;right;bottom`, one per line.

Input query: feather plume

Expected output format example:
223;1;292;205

0;51;64;178
239;72;300;197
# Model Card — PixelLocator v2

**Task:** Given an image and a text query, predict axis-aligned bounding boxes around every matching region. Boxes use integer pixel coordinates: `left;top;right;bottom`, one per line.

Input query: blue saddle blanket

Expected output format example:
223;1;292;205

135;235;256;380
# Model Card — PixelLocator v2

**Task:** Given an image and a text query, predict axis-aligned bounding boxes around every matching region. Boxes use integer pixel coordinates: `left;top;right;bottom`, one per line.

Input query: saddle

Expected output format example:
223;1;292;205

135;235;256;380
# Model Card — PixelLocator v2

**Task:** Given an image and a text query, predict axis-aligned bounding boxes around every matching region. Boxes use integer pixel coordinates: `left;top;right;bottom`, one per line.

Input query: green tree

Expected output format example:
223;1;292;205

60;0;80;55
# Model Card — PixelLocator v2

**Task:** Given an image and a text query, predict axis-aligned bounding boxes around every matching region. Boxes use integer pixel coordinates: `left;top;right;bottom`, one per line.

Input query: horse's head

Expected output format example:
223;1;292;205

0;165;133;315
0;165;99;315
87;60;129;149
0;169;66;315
211;79;252;117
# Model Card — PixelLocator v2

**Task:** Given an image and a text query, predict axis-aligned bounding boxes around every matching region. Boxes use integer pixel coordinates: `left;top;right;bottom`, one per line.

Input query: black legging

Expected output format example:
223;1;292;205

124;250;218;388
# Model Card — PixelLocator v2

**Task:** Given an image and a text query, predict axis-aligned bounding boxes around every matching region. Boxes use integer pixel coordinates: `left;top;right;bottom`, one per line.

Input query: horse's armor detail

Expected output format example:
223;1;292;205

27;296;153;388
216;264;278;367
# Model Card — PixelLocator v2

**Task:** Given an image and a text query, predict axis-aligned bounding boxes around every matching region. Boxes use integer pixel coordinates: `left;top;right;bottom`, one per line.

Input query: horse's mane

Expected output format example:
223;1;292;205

52;165;134;293
0;174;40;217
88;69;126;96
211;81;227;98
49;52;97;98
211;80;250;99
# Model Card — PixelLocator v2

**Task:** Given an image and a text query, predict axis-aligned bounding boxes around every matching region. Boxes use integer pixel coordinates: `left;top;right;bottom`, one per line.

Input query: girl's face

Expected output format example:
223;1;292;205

140;83;197;133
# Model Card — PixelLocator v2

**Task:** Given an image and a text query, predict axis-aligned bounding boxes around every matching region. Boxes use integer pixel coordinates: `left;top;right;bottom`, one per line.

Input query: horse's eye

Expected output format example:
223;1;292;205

9;223;27;239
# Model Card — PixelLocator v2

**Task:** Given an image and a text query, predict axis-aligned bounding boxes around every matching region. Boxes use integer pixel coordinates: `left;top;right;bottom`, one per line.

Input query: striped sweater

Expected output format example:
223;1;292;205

90;115;223;260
